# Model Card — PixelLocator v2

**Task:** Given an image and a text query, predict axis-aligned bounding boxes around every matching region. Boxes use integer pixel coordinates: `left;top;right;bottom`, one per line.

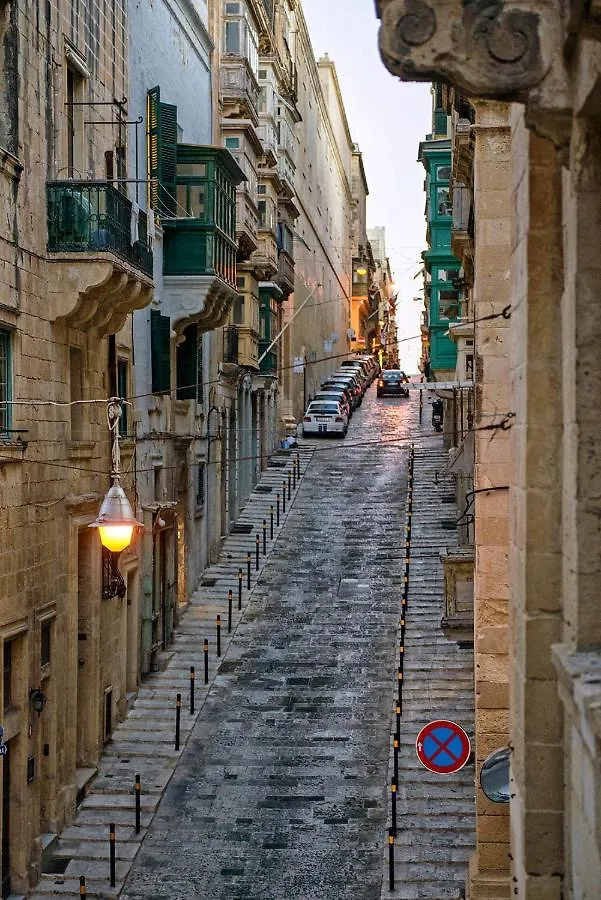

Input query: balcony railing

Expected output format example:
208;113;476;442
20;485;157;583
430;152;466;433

274;249;294;297
223;326;239;364
47;182;153;277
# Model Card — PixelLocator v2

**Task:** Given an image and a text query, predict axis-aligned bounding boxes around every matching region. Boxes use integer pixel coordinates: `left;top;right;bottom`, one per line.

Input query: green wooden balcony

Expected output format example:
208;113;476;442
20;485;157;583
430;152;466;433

47;182;153;277
258;341;278;375
163;221;237;287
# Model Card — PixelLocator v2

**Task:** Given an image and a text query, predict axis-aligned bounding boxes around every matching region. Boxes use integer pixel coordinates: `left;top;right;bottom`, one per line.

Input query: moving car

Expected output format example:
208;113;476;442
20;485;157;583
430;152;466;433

302;400;348;437
376;369;410;398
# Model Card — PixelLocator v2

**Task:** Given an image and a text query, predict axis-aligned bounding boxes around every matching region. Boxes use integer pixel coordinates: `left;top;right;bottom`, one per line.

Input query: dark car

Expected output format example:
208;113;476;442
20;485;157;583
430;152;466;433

376;370;409;398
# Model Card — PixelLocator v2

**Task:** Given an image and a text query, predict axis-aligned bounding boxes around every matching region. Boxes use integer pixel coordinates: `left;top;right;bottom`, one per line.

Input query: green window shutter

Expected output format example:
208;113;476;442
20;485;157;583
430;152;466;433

146;86;178;218
176;324;199;401
150;309;171;394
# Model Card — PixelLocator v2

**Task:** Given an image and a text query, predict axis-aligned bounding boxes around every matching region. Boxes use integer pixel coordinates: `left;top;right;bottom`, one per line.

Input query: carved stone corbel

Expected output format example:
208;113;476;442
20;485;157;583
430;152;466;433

377;1;557;96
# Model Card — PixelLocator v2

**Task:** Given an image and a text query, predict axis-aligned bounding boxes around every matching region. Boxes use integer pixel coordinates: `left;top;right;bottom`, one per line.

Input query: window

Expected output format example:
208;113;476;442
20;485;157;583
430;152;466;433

223;4;259;75
225;21;241;53
436;165;451;181
196;463;206;507
3;642;11;713
117;359;128;436
225;137;240;150
233;295;245;325
0;329;11;436
41;622;51;668
436;186;451;217
69;346;84;440
439;289;460;320
66;65;85;177
176;324;203;403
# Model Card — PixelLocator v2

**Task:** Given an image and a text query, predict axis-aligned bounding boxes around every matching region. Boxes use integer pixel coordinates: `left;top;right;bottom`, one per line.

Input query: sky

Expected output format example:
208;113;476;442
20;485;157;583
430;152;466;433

300;0;432;371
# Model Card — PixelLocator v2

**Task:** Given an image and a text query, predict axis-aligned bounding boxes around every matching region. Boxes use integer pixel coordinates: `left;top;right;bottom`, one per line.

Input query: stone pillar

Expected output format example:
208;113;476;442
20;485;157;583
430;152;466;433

509;109;564;899
469;100;512;899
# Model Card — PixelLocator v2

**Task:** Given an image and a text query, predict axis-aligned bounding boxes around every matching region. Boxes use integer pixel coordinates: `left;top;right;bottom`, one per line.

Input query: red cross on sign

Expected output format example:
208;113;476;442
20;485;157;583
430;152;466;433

416;720;471;775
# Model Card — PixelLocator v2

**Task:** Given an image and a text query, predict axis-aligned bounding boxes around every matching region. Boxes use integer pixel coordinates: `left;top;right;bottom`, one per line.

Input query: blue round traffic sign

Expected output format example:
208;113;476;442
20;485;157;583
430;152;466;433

416;720;471;774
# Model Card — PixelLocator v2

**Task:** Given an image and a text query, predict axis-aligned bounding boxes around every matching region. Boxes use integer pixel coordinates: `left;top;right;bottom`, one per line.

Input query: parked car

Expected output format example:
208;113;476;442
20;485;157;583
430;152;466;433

376;369;410;398
340;358;375;384
321;379;359;410
334;366;369;392
326;376;363;408
302;400;348;437
332;370;366;399
311;390;352;419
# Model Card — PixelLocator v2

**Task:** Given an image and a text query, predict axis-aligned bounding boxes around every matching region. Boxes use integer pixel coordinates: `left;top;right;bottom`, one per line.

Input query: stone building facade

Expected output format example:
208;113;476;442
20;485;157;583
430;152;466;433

281;35;354;420
376;2;601;897
0;0;153;893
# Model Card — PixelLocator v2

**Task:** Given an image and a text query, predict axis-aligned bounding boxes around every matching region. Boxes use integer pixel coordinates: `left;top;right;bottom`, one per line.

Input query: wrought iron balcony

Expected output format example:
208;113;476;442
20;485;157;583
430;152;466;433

47;182;153;277
223;325;239;365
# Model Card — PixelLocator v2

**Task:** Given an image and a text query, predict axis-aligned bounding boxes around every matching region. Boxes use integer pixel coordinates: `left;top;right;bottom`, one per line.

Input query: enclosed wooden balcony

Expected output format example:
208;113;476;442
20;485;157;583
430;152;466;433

162;145;246;336
46;181;153;332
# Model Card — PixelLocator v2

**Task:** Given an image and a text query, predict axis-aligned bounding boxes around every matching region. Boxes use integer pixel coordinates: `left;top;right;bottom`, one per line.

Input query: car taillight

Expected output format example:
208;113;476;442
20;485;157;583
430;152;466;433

354;387;359;395
378;380;384;387
303;417;311;422
335;416;344;422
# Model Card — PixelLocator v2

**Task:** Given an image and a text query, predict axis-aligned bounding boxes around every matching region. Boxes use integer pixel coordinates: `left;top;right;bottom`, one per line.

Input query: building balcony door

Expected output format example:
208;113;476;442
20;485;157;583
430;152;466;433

2;745;10;899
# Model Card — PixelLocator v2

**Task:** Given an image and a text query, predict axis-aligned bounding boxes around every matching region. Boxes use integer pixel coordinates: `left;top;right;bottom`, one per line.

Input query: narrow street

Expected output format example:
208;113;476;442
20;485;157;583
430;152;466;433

122;387;412;899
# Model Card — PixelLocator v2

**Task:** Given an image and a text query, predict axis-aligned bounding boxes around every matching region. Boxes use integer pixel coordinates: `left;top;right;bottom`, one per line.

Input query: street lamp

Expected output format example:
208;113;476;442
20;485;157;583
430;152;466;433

90;399;141;552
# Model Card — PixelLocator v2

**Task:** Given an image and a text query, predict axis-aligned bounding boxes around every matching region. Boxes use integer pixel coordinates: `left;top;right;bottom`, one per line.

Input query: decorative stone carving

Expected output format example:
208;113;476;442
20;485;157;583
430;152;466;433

377;0;553;99
163;275;237;338
48;258;153;334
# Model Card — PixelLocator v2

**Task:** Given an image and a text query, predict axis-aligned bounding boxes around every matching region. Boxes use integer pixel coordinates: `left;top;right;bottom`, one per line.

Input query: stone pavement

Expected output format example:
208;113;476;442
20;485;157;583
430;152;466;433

380;428;475;899
27;444;317;899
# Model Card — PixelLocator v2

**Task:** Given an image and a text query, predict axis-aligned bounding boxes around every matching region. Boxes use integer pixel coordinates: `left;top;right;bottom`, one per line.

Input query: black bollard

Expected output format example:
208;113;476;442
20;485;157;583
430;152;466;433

204;639;209;683
228;589;233;633
217;615;222;657
391;780;397;836
282;480;287;512
287;471;292;500
393;738;399;785
134;774;141;834
255;533;260;571
270;505;274;540
276;493;281;525
175;694;181;751
297;452;301;479
400;616;405;644
247;552;251;590
388;828;395;892
80;876;87;898
397;667;403;705
190;666;195;715
395;703;401;741
292;464;296;490
399;643;404;673
109;823;116;887
263;519;267;555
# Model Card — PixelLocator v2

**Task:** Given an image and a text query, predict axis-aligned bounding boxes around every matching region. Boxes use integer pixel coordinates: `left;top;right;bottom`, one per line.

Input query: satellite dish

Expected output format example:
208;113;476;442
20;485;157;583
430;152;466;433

479;745;511;803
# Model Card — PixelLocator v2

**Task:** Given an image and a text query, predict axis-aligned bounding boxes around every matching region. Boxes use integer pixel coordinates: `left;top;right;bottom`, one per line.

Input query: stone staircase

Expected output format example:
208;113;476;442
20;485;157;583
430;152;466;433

380;426;476;899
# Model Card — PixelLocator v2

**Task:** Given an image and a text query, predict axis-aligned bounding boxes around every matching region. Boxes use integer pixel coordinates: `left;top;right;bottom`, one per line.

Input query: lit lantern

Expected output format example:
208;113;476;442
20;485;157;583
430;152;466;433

90;478;141;552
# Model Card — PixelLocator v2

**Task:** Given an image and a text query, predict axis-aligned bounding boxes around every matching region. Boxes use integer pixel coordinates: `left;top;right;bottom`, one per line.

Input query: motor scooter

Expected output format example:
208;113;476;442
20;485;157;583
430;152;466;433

432;399;443;432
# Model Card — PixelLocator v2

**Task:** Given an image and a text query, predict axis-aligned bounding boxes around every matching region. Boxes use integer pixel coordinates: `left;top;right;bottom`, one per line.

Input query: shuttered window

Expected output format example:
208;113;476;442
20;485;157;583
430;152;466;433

147;87;178;218
176;324;203;403
0;329;11;435
150;310;171;394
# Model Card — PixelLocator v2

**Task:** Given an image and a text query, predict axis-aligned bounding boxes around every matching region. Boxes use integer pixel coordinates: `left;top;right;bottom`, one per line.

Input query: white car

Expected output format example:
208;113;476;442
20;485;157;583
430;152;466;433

302;400;348;437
